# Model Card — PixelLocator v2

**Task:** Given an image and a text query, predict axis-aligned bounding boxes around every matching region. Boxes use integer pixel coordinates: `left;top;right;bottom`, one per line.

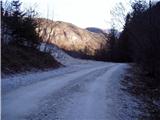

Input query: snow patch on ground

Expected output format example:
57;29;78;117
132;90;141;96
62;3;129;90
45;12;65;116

40;43;90;65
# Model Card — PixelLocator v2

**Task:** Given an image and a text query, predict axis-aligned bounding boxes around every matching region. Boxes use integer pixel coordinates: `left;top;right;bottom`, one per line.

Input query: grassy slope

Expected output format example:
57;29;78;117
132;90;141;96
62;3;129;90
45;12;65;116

121;65;160;119
1;45;61;75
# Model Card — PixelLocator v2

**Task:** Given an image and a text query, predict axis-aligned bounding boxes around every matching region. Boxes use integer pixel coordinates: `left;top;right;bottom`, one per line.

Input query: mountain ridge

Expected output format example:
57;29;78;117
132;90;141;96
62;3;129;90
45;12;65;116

36;18;108;58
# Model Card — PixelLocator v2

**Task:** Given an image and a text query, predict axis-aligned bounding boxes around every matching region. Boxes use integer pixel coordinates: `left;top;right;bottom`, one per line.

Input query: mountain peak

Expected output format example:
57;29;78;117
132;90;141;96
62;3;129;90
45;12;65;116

37;19;108;58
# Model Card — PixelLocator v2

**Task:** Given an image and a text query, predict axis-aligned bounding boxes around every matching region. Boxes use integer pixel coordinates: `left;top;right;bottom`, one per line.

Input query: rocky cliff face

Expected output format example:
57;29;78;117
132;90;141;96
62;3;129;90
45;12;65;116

36;19;108;58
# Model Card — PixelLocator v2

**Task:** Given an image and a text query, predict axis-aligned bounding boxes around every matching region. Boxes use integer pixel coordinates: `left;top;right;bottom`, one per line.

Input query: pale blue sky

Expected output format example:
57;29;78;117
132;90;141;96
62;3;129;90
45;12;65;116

20;0;132;29
4;0;158;29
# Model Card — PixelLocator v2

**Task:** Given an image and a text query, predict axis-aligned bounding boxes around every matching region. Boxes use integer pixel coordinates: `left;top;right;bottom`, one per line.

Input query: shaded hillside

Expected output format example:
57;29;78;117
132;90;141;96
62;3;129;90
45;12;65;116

1;1;61;76
1;21;61;75
36;19;108;58
2;45;60;75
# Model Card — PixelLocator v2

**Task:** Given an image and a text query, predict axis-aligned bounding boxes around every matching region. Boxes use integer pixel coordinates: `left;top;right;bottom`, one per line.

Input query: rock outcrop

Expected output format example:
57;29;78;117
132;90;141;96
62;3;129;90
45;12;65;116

36;18;108;58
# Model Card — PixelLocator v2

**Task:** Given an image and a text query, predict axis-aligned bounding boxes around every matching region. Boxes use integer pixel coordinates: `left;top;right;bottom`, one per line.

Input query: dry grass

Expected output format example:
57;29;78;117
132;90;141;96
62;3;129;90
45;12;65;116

1;44;61;75
121;64;160;120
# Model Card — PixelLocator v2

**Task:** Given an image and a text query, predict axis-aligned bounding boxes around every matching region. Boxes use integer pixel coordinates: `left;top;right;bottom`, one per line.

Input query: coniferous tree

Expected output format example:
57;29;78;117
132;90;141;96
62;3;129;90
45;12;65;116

2;0;40;48
118;1;160;86
1;1;4;17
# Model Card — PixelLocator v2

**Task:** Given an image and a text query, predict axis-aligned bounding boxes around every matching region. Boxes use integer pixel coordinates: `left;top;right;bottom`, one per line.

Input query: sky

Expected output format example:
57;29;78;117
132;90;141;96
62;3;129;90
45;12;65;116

19;0;132;30
4;0;158;30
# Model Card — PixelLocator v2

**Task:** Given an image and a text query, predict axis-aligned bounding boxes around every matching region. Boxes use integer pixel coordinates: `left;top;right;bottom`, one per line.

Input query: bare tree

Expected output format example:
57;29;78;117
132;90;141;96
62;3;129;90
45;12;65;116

110;2;126;30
